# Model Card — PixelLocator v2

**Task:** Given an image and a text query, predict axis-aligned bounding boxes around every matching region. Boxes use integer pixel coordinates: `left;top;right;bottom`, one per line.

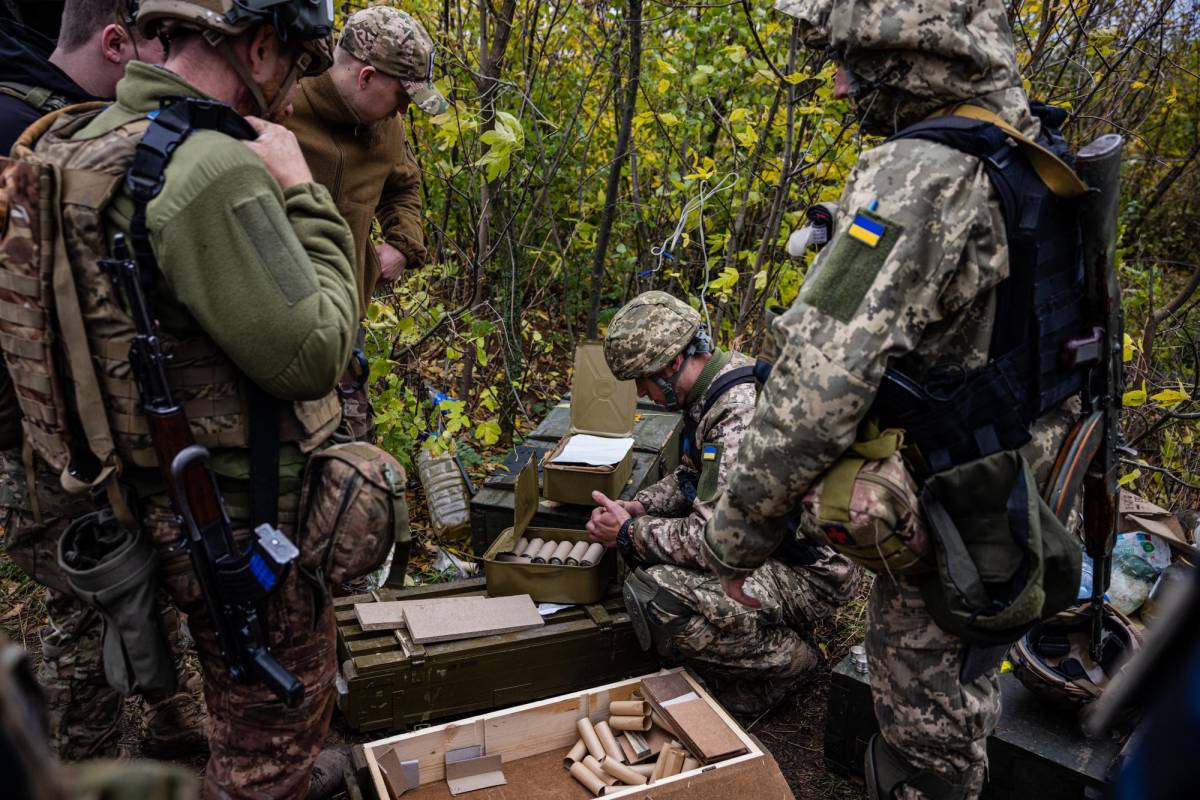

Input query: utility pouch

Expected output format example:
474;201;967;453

801;428;930;577
297;442;409;585
57;510;176;696
918;450;1081;647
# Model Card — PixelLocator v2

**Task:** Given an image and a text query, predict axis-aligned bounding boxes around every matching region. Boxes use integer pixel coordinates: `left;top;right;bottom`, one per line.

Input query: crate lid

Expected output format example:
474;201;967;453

569;340;636;437
512;457;538;538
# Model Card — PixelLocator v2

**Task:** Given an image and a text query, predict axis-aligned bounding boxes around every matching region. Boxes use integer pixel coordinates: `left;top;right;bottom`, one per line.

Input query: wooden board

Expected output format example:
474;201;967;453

640;672;748;763
354;597;482;632
403;594;544;644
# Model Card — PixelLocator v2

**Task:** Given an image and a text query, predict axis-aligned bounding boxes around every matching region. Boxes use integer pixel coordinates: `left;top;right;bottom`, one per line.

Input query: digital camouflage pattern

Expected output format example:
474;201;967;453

632;352;758;568
773;0;1024;136
603;291;702;380
627;351;862;706
706;1;1076;795
339;7;448;114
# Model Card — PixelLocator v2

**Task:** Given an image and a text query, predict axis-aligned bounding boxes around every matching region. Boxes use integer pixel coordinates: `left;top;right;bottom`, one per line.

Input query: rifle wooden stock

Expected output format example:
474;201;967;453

145;407;222;527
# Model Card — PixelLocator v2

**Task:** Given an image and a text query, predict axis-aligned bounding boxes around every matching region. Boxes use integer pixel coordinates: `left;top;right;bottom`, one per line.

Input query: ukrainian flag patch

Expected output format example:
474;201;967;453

702;445;718;461
847;213;885;248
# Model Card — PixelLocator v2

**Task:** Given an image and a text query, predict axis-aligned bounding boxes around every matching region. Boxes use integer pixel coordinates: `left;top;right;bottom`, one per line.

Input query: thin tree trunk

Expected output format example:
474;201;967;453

586;0;642;338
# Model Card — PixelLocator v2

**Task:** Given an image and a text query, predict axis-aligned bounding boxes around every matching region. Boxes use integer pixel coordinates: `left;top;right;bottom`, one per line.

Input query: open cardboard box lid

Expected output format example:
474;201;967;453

569;340;636;438
511;457;538;539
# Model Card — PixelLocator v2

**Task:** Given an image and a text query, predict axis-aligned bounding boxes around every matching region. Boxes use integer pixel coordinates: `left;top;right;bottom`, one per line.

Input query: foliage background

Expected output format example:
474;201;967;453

337;1;1200;511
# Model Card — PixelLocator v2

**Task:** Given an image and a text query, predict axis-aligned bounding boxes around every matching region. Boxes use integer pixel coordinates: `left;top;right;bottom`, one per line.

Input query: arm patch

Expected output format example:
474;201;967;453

696;442;724;503
233;193;319;306
802;207;903;323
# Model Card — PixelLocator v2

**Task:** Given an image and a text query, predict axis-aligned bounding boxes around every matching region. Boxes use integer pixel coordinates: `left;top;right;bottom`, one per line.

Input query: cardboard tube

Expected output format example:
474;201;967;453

564;738;587;767
532;539;558;563
549;540;574;564
583;755;617;786
576;718;606;761
568;761;608;796
594;720;624;763
682;757;700;772
512;537;531;556
662;747;686;778
608;714;652;732
580;542;605;566
524;537;545;559
649;745;671;782
602;757;649;786
610;700;649;717
565;540;590;565
628;763;657;777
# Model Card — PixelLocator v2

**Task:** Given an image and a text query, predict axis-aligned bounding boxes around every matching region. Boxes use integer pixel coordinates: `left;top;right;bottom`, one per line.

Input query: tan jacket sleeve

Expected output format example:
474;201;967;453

377;132;428;267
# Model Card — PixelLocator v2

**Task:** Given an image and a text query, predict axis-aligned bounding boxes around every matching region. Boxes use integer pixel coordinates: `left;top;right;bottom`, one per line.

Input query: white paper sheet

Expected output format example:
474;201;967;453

550;434;634;466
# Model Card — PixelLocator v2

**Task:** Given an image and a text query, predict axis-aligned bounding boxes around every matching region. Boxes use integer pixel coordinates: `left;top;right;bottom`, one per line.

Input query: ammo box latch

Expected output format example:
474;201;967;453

585;604;613;631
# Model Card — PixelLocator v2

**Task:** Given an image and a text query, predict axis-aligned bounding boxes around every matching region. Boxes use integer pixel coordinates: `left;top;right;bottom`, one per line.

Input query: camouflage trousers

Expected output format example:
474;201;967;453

147;508;337;800
646;552;862;697
0;448;203;760
866;574;1002;800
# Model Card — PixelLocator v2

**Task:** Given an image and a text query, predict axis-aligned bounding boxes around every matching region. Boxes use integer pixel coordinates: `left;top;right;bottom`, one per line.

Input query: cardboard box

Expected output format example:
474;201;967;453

543;341;637;505
361;668;795;800
484;459;616;605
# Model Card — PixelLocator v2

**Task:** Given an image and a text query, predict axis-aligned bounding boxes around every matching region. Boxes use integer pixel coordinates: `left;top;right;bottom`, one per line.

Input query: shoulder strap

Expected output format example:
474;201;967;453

683;362;756;467
0;81;68;113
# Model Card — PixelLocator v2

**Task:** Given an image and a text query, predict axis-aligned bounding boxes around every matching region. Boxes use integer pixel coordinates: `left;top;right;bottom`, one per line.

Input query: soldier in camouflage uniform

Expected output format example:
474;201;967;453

588;292;862;716
704;2;1079;797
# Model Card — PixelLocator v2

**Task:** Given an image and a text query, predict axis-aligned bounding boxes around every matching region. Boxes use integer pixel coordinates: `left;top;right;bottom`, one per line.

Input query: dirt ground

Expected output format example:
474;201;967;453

1;549;868;799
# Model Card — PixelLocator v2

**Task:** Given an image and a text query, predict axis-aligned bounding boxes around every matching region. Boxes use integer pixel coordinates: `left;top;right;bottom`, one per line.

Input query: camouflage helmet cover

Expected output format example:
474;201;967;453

774;0;1023;134
604;292;701;380
135;0;334;44
339;6;448;115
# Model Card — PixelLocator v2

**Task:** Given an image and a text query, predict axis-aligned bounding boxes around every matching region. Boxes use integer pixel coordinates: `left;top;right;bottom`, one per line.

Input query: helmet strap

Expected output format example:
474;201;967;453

210;30;312;119
652;355;686;411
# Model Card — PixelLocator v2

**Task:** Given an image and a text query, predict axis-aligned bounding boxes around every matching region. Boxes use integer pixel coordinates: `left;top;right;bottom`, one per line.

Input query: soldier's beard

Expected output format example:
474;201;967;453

354;121;387;147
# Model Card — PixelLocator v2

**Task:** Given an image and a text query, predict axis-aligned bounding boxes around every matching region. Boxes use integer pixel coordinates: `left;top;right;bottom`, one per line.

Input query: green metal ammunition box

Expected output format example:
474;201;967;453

334;577;658;733
469;399;683;554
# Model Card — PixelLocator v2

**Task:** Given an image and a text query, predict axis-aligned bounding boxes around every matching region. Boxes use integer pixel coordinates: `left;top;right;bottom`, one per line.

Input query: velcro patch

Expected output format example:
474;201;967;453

802;207;903;323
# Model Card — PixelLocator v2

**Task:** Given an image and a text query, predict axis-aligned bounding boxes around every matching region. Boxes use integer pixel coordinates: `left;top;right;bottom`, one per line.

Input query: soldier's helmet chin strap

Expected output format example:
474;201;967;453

205;28;314;118
650;330;714;411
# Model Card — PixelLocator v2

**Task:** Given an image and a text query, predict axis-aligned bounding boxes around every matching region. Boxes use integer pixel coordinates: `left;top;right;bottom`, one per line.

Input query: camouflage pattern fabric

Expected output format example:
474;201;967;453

867;576;1000;798
705;2;1075;795
632;352;758;568
773;0;1024;136
0;448;204;760
146;508;337;799
339;7;448;114
603;291;701;380
646;551;861;714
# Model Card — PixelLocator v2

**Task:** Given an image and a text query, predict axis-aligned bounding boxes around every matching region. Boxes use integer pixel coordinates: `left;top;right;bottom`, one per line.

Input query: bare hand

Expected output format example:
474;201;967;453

586;490;631;547
243;116;313;190
377;243;408;281
618;499;647;518
720;576;762;609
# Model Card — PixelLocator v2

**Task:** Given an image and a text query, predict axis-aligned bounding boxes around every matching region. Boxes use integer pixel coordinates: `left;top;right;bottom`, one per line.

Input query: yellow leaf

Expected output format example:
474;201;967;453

1118;469;1141;487
783;72;806;85
729;108;748;124
1122;388;1146;407
657;112;680;127
1123;332;1136;362
1131;80;1147;90
474;419;501;446
657;79;669;94
1151;388;1191;406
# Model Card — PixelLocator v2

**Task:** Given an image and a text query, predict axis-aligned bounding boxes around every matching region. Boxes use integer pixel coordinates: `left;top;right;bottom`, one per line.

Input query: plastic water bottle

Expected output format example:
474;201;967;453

418;447;472;542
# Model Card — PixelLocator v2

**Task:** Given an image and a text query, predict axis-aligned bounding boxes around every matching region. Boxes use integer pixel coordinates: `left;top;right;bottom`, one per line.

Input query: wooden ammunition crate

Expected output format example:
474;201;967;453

470;399;683;554
334;578;658;733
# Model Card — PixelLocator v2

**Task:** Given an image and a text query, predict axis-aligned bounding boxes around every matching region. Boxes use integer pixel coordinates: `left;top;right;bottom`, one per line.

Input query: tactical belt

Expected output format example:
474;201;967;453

125;97;282;529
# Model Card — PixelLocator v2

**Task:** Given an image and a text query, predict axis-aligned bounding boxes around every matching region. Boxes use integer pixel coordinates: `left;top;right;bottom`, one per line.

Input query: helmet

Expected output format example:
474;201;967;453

1009;599;1142;710
135;0;335;115
604;291;703;380
135;0;333;43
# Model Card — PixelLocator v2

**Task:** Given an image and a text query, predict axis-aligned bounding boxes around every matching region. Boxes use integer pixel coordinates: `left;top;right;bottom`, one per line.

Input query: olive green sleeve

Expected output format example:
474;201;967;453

148;137;358;401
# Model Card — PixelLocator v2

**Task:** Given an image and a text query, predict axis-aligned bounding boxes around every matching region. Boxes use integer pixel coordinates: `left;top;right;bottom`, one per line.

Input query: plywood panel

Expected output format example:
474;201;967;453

354;597;481;631
403;595;544;644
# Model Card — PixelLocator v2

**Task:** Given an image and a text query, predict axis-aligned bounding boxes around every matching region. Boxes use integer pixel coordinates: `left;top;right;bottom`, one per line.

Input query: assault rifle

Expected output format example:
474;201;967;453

100;233;305;708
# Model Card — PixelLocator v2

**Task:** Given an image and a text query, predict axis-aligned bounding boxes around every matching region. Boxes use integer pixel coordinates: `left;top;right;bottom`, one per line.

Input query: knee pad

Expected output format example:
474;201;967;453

865;734;968;800
622;568;693;658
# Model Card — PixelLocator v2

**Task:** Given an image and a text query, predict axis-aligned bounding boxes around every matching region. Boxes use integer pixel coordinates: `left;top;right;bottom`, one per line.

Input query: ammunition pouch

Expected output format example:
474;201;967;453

622;568;693;658
918;451;1081;647
865;734;968;800
297;442;409;586
57;510;176;696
